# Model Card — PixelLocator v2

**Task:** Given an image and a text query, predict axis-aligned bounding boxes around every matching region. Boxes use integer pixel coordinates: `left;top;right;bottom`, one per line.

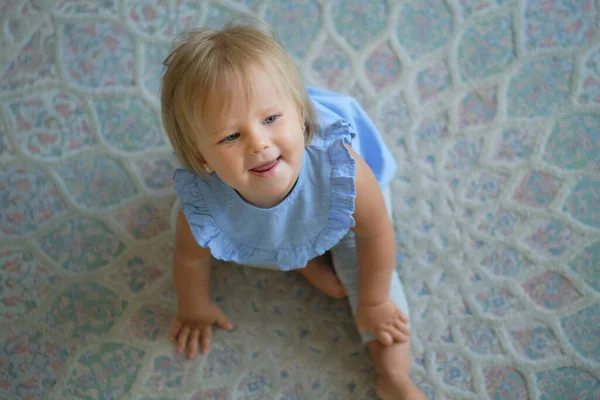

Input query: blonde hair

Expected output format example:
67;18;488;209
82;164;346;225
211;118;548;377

160;20;317;175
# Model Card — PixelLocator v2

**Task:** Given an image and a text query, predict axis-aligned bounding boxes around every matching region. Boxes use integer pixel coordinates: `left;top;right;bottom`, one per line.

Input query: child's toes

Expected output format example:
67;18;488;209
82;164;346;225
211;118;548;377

330;283;347;299
323;274;347;298
317;277;346;298
299;257;347;299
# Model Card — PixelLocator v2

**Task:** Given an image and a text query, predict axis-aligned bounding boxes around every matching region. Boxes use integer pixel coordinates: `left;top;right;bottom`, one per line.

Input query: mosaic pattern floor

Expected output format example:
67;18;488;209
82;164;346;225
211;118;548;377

1;0;599;399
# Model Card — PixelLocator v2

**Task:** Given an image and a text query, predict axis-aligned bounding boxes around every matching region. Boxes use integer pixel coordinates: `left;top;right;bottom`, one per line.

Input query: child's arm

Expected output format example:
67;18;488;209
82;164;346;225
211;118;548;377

173;209;212;305
170;209;233;358
349;145;411;345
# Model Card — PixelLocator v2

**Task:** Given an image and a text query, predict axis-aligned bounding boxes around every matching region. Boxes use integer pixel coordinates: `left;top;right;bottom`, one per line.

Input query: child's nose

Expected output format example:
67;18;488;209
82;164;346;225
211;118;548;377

248;129;271;153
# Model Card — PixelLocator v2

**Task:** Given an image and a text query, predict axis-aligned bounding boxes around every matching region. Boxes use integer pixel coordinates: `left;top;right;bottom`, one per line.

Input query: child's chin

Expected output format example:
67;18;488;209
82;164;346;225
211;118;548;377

261;178;294;195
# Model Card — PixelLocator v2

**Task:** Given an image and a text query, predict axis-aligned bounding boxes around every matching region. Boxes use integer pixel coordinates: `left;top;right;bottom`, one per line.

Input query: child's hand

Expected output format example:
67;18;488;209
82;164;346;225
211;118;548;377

355;299;410;346
169;302;233;359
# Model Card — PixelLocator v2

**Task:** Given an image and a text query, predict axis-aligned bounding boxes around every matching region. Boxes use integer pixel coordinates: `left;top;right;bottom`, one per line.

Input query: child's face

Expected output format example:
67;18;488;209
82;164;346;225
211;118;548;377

198;65;305;208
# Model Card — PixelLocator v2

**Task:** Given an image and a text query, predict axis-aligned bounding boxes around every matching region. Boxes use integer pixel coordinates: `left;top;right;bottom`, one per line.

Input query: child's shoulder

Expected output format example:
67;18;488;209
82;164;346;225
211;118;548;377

307;86;397;187
307;86;361;148
307;86;357;107
307;86;362;124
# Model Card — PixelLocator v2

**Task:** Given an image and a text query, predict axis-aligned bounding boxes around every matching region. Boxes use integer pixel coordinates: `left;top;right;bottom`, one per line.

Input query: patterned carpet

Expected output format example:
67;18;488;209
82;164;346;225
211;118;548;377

1;0;599;399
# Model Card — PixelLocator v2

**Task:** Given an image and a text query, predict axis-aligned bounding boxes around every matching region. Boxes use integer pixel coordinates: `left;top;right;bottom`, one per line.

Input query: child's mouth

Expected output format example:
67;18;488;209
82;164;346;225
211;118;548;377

250;157;281;176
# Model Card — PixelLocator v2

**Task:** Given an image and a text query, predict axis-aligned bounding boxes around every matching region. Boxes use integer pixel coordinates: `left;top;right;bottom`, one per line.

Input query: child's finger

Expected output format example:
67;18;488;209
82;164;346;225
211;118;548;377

390;327;408;344
177;326;190;352
169;320;182;342
188;329;201;359
216;313;233;331
392;329;410;343
397;311;409;323
394;320;410;336
201;326;211;354
376;330;393;346
393;333;409;343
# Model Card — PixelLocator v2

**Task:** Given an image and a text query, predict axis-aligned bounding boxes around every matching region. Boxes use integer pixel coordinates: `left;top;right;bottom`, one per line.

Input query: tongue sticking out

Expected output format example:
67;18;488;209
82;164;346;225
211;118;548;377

251;159;278;172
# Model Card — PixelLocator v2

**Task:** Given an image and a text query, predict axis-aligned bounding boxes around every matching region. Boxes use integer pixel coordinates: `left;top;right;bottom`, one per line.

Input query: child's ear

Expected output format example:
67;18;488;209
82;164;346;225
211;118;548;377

201;163;213;174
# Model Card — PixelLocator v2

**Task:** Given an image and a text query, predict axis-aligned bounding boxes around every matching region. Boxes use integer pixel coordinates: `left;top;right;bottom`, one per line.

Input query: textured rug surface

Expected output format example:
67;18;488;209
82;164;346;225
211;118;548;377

1;0;600;399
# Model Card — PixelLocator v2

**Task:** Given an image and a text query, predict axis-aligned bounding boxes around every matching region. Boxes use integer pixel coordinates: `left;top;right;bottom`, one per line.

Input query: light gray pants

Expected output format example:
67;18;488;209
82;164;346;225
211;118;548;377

329;185;410;343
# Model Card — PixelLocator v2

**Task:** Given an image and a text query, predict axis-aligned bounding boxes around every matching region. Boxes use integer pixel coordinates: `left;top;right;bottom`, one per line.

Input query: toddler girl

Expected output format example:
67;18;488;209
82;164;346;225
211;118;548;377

161;22;425;400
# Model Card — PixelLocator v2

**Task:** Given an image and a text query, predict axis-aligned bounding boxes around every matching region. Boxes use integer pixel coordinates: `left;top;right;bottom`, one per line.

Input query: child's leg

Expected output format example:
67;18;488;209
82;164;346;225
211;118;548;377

240;252;347;299
297;252;347;299
368;340;427;399
329;185;426;399
330;235;425;398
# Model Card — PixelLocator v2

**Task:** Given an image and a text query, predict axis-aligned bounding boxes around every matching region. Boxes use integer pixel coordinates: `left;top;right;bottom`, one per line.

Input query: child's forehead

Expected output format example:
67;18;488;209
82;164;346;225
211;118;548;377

203;64;293;117
229;64;287;100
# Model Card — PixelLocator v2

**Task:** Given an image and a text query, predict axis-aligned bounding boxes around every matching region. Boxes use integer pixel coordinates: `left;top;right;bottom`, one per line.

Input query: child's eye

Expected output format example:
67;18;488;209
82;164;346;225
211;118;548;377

264;115;279;124
222;133;240;143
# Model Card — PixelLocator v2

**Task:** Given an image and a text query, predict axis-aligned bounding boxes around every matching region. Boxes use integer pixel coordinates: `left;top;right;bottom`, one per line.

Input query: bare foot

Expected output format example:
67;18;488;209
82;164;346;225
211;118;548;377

376;373;427;400
368;340;427;400
297;253;347;299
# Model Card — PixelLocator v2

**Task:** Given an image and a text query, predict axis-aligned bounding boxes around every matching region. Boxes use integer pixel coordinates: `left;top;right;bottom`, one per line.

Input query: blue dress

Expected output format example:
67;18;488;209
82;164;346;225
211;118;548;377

174;86;409;343
174;86;396;270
